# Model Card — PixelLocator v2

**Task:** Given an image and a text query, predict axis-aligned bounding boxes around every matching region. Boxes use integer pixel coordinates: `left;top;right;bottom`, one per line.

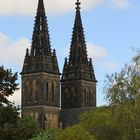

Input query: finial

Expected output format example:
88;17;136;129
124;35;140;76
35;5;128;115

53;49;56;56
64;57;68;64
75;0;81;10
26;48;29;56
89;58;92;65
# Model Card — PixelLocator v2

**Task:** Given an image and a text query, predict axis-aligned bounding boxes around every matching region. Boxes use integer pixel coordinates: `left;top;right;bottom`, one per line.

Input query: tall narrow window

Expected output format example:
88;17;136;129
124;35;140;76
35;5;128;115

87;92;89;107
91;93;94;106
35;82;38;102
23;85;27;106
75;89;78;108
89;92;91;107
46;83;49;101
28;82;32;102
64;89;68;106
52;83;54;102
84;90;86;107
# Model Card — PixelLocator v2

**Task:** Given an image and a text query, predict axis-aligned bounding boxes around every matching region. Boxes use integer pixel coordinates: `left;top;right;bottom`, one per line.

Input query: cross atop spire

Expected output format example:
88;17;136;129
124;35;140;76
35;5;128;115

75;0;81;10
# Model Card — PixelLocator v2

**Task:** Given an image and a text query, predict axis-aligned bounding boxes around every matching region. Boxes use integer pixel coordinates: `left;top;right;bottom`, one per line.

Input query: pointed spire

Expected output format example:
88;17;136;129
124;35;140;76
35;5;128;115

72;0;85;45
38;0;45;11
69;0;88;65
31;0;51;56
89;58;97;82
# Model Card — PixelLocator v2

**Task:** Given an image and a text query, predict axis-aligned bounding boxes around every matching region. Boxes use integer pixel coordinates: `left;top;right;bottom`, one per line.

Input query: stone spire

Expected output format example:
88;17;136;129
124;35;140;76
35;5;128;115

21;0;60;75
69;0;88;65
62;0;96;82
31;0;51;56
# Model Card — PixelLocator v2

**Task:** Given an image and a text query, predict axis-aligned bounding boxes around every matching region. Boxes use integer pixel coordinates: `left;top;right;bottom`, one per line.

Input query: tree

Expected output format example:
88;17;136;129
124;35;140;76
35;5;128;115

16;116;40;140
0;66;19;140
30;128;60;140
104;50;140;105
0;66;19;106
102;50;140;139
0;104;19;140
56;125;95;140
0;104;19;128
79;108;119;140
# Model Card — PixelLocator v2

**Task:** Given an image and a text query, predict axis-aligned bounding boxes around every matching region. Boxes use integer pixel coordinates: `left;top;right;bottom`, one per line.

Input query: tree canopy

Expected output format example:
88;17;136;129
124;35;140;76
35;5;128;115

104;50;140;105
0;66;19;106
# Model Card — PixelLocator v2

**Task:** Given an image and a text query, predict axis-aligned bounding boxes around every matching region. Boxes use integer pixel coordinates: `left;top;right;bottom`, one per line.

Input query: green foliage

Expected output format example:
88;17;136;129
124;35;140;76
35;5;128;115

0;66;19;140
0;116;39;140
0;66;19;106
0;104;19;128
104;51;140;105
78;102;140;140
112;101;140;140
0;105;19;140
56;125;95;140
79;108;119;140
17;116;40;140
103;50;140;139
30;128;60;140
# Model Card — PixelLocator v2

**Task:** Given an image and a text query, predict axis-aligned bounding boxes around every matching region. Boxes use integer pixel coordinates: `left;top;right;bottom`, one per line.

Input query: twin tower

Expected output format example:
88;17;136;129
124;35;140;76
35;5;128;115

21;0;97;128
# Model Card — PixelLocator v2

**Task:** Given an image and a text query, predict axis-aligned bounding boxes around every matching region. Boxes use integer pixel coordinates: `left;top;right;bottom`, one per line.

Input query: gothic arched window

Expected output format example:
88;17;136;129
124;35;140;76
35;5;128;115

84;90;86;107
28;82;32;102
52;83;54;102
73;88;78;108
87;91;90;107
89;91;91;107
35;81;39;102
64;88;68;106
46;83;49;101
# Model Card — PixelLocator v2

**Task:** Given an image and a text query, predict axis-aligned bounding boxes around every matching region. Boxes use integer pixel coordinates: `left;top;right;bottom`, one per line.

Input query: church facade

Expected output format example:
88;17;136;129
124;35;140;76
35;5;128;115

21;0;97;129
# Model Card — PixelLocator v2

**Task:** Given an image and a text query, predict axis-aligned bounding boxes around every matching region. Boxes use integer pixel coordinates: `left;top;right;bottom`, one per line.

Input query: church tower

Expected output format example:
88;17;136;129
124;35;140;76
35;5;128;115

21;0;60;128
61;0;97;109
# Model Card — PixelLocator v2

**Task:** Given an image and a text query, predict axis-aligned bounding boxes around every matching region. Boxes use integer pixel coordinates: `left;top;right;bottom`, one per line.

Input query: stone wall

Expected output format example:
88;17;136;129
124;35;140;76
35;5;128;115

22;106;60;128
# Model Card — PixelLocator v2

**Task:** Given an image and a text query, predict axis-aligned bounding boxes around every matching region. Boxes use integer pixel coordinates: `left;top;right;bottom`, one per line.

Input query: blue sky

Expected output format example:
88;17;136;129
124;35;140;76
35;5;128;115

0;0;140;106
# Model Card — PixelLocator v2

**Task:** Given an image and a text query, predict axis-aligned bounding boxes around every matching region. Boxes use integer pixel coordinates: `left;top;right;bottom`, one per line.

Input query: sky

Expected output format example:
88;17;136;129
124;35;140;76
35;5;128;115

0;0;140;107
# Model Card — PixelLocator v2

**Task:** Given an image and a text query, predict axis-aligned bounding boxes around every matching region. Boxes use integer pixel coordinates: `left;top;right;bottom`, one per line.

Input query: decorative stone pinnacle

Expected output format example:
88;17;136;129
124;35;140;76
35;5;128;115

26;48;29;56
53;49;56;55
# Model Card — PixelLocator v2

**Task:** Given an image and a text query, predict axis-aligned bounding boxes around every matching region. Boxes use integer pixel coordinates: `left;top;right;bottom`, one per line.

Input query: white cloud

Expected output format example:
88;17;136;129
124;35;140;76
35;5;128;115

0;0;131;16
105;61;118;70
0;33;9;45
0;33;29;107
87;43;108;60
0;32;30;67
87;43;118;71
111;0;130;9
0;0;104;16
